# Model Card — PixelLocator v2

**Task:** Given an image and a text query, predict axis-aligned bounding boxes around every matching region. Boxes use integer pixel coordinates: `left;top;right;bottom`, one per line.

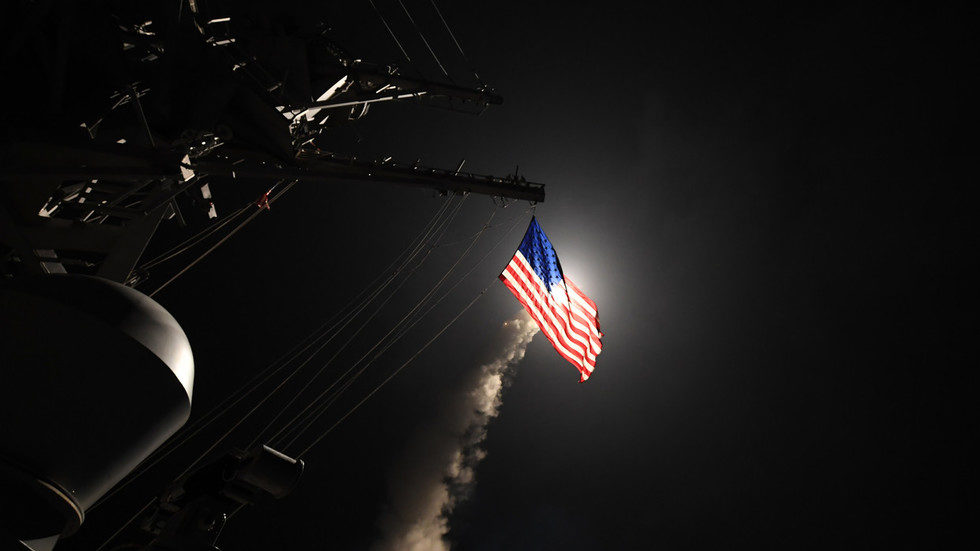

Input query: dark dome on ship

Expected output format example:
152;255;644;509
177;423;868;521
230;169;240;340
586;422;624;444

0;275;194;542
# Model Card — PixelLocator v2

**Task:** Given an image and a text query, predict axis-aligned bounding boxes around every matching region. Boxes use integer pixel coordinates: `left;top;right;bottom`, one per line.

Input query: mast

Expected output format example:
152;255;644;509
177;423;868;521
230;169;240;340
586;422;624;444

0;50;541;284
0;3;544;548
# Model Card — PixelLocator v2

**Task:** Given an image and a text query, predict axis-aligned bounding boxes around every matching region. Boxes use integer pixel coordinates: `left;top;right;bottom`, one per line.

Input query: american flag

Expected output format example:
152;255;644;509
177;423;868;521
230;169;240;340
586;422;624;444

499;217;603;382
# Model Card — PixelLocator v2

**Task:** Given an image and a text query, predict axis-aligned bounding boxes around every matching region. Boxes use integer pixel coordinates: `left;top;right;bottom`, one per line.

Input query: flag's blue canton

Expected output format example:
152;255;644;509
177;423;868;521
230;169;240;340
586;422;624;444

517;217;564;293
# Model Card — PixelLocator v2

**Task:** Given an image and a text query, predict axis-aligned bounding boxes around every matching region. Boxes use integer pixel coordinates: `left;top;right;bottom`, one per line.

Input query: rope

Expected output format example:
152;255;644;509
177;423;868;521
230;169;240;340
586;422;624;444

280;205;498;451
281;210;531;452
90;196;456;510
275;201;485;447
284;211;533;454
269;264;417;448
297;279;492;458
336;208;526;393
148;181;297;297
245;197;461;448
92;198;505;550
139;201;252;270
173;195;462;478
89;297;362;511
264;195;471;446
428;0;481;83
385;209;527;346
368;0;414;65
269;231;456;445
270;199;475;447
397;0;452;81
94;498;155;551
270;250;433;449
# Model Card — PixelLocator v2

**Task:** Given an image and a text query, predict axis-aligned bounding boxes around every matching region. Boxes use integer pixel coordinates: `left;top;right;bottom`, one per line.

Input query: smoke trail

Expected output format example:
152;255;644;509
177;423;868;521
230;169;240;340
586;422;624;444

374;311;539;551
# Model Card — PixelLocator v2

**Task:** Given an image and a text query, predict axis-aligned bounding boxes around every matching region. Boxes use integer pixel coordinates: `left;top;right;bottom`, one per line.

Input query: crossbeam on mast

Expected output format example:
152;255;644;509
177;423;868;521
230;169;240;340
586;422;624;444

192;151;544;203
282;67;502;114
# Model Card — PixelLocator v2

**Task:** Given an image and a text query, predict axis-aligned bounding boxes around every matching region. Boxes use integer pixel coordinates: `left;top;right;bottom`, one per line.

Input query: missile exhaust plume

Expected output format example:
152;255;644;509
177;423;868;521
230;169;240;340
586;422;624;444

374;311;539;551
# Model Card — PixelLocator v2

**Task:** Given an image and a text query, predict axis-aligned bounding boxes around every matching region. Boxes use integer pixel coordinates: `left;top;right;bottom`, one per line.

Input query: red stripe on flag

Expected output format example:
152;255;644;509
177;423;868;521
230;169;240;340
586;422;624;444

508;256;601;360
507;257;593;352
503;262;590;363
565;278;599;313
498;273;589;374
500;265;590;371
500;259;599;381
500;265;587;365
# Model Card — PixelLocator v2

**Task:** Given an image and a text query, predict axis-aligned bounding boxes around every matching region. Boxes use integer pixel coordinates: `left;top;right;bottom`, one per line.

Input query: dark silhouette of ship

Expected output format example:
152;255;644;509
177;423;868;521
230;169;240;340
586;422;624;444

0;2;542;549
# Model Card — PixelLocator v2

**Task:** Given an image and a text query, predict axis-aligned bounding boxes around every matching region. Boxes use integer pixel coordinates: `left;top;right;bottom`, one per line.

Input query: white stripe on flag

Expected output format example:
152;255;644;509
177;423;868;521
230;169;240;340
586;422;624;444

512;253;600;360
505;259;592;363
500;265;587;368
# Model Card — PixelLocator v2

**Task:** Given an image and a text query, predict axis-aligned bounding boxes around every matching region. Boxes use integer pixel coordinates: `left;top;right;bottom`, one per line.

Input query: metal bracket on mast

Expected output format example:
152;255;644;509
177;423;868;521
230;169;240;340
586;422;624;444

192;149;545;203
283;63;502;116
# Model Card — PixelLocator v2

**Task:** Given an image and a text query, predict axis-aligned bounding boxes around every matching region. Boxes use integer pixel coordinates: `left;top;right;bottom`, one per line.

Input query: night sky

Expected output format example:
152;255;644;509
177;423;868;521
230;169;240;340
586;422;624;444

63;2;971;549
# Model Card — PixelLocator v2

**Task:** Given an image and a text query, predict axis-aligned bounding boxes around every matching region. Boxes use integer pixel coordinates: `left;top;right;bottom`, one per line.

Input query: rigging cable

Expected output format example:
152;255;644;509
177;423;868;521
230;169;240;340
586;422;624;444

148;181;297;297
246;274;410;449
289;201;504;413
90;293;366;511
396;0;453;82
91;195;456;510
272;200;486;448
91;196;463;549
367;0;414;66
262;257;420;449
298;274;495;458
267;199;479;448
91;184;300;507
278;208;521;450
277;205;499;451
262;195;473;447
94;498;155;551
171;195;463;478
139;199;253;271
94;202;516;551
244;196;467;448
428;0;482;83
384;208;528;347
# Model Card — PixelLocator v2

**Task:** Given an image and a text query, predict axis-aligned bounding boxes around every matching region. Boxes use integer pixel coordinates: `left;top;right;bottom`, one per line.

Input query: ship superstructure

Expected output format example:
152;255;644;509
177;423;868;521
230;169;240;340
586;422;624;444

0;1;543;549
